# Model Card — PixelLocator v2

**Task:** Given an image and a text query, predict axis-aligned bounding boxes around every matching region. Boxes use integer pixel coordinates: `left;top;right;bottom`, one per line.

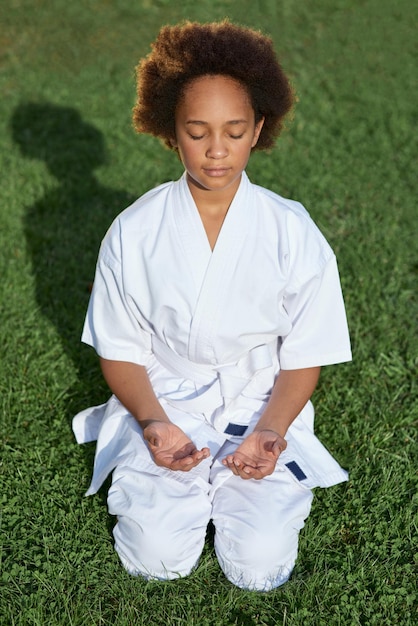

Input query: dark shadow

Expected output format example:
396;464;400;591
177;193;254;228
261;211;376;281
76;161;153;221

11;102;136;421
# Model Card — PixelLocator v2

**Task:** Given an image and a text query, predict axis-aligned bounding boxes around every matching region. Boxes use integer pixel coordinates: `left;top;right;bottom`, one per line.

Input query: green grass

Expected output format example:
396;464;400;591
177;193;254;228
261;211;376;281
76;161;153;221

0;0;416;624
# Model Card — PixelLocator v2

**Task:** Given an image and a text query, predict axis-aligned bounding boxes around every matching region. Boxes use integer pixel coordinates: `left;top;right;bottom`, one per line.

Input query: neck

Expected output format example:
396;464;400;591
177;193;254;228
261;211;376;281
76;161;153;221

186;174;241;218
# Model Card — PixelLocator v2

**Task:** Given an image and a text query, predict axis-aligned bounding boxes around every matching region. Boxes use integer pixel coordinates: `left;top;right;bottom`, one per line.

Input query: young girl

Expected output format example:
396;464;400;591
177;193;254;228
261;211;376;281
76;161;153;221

73;20;351;591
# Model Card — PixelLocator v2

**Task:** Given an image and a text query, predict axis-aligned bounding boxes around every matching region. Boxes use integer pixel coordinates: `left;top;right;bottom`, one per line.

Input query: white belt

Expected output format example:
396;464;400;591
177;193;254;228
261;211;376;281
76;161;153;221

151;336;276;413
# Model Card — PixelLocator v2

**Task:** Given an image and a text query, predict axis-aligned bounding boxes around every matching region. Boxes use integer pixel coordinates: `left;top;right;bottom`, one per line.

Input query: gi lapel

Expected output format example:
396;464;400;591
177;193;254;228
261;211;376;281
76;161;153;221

171;173;212;299
185;173;255;363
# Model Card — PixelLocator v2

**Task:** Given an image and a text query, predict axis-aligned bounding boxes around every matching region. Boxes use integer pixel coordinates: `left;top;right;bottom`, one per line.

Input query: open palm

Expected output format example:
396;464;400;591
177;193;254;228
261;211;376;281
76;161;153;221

143;421;210;471
222;430;286;480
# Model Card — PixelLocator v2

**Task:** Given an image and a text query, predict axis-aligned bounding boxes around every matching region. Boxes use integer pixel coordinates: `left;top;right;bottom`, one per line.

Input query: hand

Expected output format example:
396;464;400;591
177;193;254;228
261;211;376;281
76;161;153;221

222;429;287;480
143;421;210;472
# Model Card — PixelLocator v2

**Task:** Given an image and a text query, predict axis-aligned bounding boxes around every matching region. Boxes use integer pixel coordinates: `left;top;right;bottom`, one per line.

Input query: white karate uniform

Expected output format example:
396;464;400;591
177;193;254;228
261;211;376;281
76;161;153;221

73;172;352;590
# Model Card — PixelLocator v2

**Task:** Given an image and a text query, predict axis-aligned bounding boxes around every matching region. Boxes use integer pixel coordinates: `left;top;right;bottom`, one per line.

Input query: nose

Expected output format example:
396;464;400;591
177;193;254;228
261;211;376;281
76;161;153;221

206;135;228;159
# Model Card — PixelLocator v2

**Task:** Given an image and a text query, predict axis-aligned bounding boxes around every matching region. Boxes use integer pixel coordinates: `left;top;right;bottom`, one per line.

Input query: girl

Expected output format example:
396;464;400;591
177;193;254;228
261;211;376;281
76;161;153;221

73;20;352;591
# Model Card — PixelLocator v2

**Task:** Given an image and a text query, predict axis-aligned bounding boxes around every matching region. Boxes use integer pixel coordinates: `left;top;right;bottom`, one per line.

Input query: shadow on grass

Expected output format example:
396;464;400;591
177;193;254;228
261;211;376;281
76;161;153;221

11;102;135;472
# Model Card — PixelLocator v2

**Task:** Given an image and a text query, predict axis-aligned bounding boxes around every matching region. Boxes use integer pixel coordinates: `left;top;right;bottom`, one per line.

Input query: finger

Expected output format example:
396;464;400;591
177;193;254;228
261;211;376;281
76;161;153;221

190;452;207;466
222;458;240;475
193;448;210;462
171;456;197;471
272;440;284;456
240;464;258;479
177;448;210;467
238;466;264;480
223;454;251;468
172;445;197;461
231;458;255;477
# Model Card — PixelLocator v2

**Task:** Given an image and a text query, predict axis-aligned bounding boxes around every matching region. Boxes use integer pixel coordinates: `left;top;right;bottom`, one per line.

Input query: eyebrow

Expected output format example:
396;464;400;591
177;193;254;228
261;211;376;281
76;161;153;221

185;119;249;126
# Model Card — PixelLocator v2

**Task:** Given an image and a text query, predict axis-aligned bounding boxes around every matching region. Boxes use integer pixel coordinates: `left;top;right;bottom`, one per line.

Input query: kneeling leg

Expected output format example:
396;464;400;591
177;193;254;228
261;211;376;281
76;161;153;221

212;467;313;591
108;465;212;580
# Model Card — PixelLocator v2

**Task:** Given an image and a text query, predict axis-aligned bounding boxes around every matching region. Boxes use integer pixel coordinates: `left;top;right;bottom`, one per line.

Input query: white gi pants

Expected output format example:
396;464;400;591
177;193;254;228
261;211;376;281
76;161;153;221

107;437;313;592
74;397;347;591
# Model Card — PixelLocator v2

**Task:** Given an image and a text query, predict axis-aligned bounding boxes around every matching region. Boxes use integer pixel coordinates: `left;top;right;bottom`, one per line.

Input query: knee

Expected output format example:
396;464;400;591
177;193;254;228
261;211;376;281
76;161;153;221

113;515;205;580
214;521;299;591
218;556;295;591
107;465;211;580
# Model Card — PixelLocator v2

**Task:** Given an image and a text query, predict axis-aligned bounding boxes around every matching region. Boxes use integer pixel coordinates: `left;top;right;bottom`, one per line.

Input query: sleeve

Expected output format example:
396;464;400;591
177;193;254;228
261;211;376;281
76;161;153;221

81;219;152;365
278;216;352;370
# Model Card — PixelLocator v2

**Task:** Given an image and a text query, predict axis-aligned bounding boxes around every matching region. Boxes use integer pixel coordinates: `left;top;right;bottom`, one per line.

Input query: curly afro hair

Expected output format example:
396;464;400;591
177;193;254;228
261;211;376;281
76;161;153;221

133;20;294;151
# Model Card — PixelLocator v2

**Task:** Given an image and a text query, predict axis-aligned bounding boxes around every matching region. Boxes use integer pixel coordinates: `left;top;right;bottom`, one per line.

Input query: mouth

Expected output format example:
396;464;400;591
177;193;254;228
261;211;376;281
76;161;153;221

203;167;231;177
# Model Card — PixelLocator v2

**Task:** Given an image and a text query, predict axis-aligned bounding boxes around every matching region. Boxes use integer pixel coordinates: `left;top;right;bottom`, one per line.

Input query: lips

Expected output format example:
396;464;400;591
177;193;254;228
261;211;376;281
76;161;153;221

203;167;231;177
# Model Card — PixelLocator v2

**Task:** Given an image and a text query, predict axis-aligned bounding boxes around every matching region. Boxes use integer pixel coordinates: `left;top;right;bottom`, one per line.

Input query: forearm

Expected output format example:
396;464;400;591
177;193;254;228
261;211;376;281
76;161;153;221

99;357;169;429
255;367;321;438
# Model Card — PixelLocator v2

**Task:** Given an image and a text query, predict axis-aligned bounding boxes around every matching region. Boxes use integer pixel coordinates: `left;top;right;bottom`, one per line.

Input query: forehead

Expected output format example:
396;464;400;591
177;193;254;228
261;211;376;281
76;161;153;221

178;75;253;116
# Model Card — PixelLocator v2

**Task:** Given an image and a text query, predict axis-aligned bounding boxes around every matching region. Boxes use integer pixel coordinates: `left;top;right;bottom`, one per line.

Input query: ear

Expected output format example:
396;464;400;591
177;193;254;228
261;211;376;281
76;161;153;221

251;117;265;148
169;137;178;148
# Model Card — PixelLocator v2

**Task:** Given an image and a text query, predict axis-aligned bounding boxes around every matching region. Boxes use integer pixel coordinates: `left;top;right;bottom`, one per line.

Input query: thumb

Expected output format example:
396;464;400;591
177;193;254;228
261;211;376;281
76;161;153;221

144;427;162;449
272;436;287;456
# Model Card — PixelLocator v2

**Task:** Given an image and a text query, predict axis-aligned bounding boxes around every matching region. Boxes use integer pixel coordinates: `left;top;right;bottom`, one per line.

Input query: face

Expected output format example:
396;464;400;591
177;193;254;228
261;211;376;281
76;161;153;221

172;75;264;201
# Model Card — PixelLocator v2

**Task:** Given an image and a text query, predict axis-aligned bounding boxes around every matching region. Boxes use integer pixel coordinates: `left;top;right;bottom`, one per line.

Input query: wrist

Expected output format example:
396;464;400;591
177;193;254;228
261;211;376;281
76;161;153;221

138;415;170;430
254;418;287;438
253;428;287;452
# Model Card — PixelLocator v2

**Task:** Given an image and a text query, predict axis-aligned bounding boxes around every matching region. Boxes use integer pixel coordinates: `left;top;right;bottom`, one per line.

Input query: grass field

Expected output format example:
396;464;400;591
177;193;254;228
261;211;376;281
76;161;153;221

0;0;416;624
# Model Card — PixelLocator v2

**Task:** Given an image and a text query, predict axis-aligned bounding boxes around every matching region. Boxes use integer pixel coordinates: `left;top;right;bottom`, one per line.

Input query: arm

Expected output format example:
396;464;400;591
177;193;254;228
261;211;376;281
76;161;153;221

222;366;320;480
100;358;210;470
254;366;321;437
100;358;169;429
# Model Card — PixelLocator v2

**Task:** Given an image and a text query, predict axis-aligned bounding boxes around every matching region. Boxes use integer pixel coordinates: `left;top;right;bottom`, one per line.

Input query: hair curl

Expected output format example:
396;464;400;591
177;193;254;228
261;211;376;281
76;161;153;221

133;20;294;151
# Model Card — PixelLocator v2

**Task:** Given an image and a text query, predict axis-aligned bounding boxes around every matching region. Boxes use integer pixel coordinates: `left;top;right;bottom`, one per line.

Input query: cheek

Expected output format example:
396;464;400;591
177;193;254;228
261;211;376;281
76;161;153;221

179;143;200;165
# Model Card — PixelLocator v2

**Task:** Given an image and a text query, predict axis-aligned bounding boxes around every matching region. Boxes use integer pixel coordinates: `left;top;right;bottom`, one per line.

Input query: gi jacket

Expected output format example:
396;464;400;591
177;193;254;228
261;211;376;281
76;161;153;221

73;172;352;492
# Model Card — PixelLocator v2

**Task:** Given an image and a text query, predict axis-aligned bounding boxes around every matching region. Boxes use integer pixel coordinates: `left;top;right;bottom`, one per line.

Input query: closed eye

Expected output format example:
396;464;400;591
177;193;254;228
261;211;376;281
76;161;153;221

189;133;244;140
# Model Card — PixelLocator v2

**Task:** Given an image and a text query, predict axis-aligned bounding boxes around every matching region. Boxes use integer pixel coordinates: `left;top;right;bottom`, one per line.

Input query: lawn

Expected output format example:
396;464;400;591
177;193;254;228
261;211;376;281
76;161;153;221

0;0;416;624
